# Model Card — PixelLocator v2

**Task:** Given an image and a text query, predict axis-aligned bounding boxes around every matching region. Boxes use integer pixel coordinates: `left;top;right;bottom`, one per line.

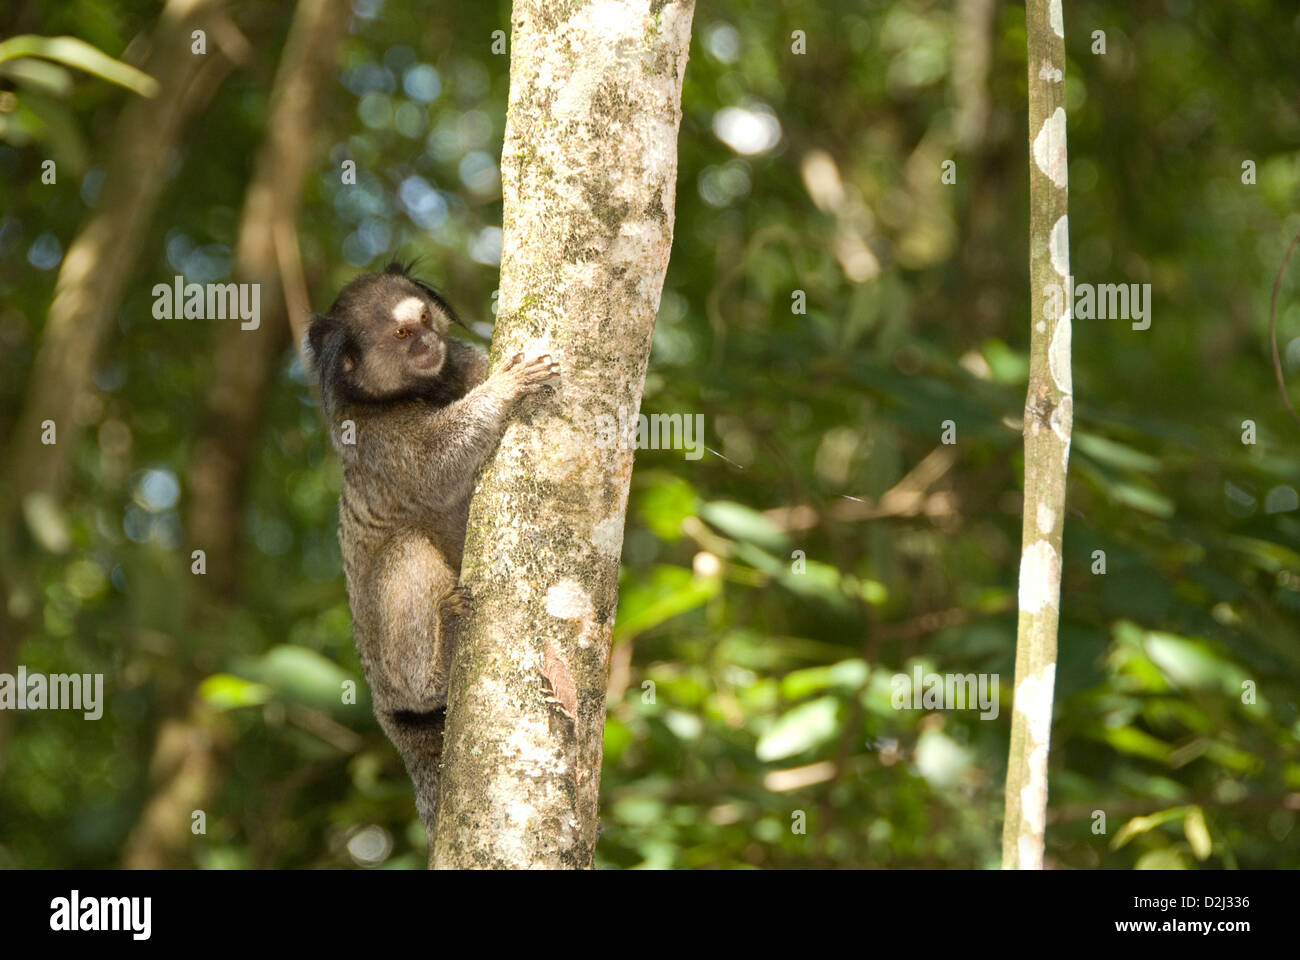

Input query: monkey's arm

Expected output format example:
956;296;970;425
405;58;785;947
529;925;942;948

354;352;557;509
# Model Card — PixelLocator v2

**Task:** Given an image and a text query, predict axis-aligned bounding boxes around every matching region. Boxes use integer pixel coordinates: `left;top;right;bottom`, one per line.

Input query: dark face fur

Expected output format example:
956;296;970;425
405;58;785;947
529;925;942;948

310;262;464;406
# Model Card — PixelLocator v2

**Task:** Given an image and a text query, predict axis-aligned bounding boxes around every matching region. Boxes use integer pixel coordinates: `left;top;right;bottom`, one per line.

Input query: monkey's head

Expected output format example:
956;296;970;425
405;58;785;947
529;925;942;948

309;261;466;406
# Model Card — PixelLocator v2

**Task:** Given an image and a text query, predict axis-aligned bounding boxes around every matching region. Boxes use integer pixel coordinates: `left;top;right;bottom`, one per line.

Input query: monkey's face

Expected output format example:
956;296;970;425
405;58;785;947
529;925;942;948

311;264;469;406
353;284;451;392
334;274;455;398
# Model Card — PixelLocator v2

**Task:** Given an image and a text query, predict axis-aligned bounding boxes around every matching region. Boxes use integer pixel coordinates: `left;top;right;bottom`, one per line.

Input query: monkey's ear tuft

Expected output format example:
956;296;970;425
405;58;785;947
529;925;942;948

385;257;424;278
306;313;336;365
404;274;470;331
307;313;357;399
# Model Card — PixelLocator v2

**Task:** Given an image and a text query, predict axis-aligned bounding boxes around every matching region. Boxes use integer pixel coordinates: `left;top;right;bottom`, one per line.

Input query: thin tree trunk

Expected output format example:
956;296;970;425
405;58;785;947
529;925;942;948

431;0;695;869
0;0;243;769
952;0;997;154
120;701;224;869
122;0;349;867
952;0;1008;338
6;0;241;510
1002;0;1072;870
185;0;347;599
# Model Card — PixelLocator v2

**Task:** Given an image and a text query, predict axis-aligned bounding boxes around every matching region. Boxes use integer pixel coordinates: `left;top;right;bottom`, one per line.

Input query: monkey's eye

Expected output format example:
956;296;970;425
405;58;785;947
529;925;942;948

420;307;431;325
395;327;410;340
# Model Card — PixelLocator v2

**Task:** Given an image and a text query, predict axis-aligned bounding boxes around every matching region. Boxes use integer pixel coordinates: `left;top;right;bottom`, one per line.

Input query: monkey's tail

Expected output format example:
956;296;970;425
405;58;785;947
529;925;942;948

385;707;446;842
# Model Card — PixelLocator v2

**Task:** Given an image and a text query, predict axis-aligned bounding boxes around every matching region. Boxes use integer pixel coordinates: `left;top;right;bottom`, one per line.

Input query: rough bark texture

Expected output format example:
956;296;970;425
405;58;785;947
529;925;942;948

0;0;241;768
1002;0;1072;870
185;0;347;599
431;0;695;869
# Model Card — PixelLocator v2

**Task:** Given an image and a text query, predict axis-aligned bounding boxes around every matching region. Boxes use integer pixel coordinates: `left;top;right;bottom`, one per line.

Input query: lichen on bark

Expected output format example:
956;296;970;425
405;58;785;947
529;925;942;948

1002;0;1072;870
430;0;695;869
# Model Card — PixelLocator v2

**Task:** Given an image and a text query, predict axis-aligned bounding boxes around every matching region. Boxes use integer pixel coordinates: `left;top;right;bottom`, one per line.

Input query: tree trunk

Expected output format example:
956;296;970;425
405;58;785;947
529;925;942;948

1002;0;1072;870
185;0;348;599
431;0;695;869
6;0;241;511
120;701;225;869
0;0;243;769
122;0;349;867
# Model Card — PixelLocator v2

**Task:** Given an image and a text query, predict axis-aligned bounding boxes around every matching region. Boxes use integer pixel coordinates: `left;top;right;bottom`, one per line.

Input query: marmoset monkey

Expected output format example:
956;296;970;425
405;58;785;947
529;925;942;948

308;261;559;839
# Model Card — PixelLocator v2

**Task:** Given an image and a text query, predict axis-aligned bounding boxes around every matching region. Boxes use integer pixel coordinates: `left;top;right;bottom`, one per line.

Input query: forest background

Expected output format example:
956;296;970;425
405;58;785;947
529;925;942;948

1;0;1298;869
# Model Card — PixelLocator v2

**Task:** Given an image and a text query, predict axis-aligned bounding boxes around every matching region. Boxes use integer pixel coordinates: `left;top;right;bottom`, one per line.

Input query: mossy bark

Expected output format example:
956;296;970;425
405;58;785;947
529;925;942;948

431;0;695;869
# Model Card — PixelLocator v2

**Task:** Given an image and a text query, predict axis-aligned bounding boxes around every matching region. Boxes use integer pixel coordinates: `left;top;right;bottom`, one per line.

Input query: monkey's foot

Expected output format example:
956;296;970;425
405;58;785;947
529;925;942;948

437;584;474;617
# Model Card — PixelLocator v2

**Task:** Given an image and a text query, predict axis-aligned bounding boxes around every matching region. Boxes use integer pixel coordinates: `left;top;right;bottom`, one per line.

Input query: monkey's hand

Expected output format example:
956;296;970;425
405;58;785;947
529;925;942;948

357;352;561;508
495;352;560;401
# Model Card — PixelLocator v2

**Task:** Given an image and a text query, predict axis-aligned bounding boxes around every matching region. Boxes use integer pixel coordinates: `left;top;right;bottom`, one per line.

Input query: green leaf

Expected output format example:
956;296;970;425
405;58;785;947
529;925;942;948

1134;848;1188;870
613;565;718;641
980;337;1029;384
21;491;71;554
756;696;839;761
1109;480;1175;518
233;645;354;710
780;659;869;699
1112;805;1193;850
1073;432;1162;473
1143;631;1245;694
9;90;89;174
0;35;158;98
1184;806;1212;860
198;673;272;711
0;57;73;96
636;472;699;540
777;559;849;606
1103;726;1173;762
699;500;789;553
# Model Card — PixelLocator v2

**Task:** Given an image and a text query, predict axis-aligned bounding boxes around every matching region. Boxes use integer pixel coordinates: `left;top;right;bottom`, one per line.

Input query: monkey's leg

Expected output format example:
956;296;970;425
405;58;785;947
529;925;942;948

371;535;472;837
375;533;464;710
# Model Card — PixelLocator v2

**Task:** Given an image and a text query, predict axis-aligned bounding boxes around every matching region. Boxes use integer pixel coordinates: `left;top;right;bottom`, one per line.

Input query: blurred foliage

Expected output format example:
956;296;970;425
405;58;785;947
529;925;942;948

1;0;1299;870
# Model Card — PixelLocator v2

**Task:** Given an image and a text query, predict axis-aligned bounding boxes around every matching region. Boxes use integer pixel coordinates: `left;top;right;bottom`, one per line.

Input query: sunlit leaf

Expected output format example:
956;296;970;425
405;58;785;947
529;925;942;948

636;472;699;541
613;564;718;641
1184;806;1212;860
699;500;789;553
1134;849;1188;869
755;696;839;761
0;35;158;97
1112;805;1192;850
234;645;354;710
198;673;272;711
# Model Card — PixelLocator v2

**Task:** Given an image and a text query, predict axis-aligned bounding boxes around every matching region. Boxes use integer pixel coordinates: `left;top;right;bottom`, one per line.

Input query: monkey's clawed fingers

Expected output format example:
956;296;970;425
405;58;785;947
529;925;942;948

521;354;561;385
438;584;474;618
498;353;561;395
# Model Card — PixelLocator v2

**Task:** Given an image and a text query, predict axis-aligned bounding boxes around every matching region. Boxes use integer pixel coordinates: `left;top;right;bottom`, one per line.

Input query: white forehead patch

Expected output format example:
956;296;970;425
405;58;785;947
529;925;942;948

391;296;426;324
